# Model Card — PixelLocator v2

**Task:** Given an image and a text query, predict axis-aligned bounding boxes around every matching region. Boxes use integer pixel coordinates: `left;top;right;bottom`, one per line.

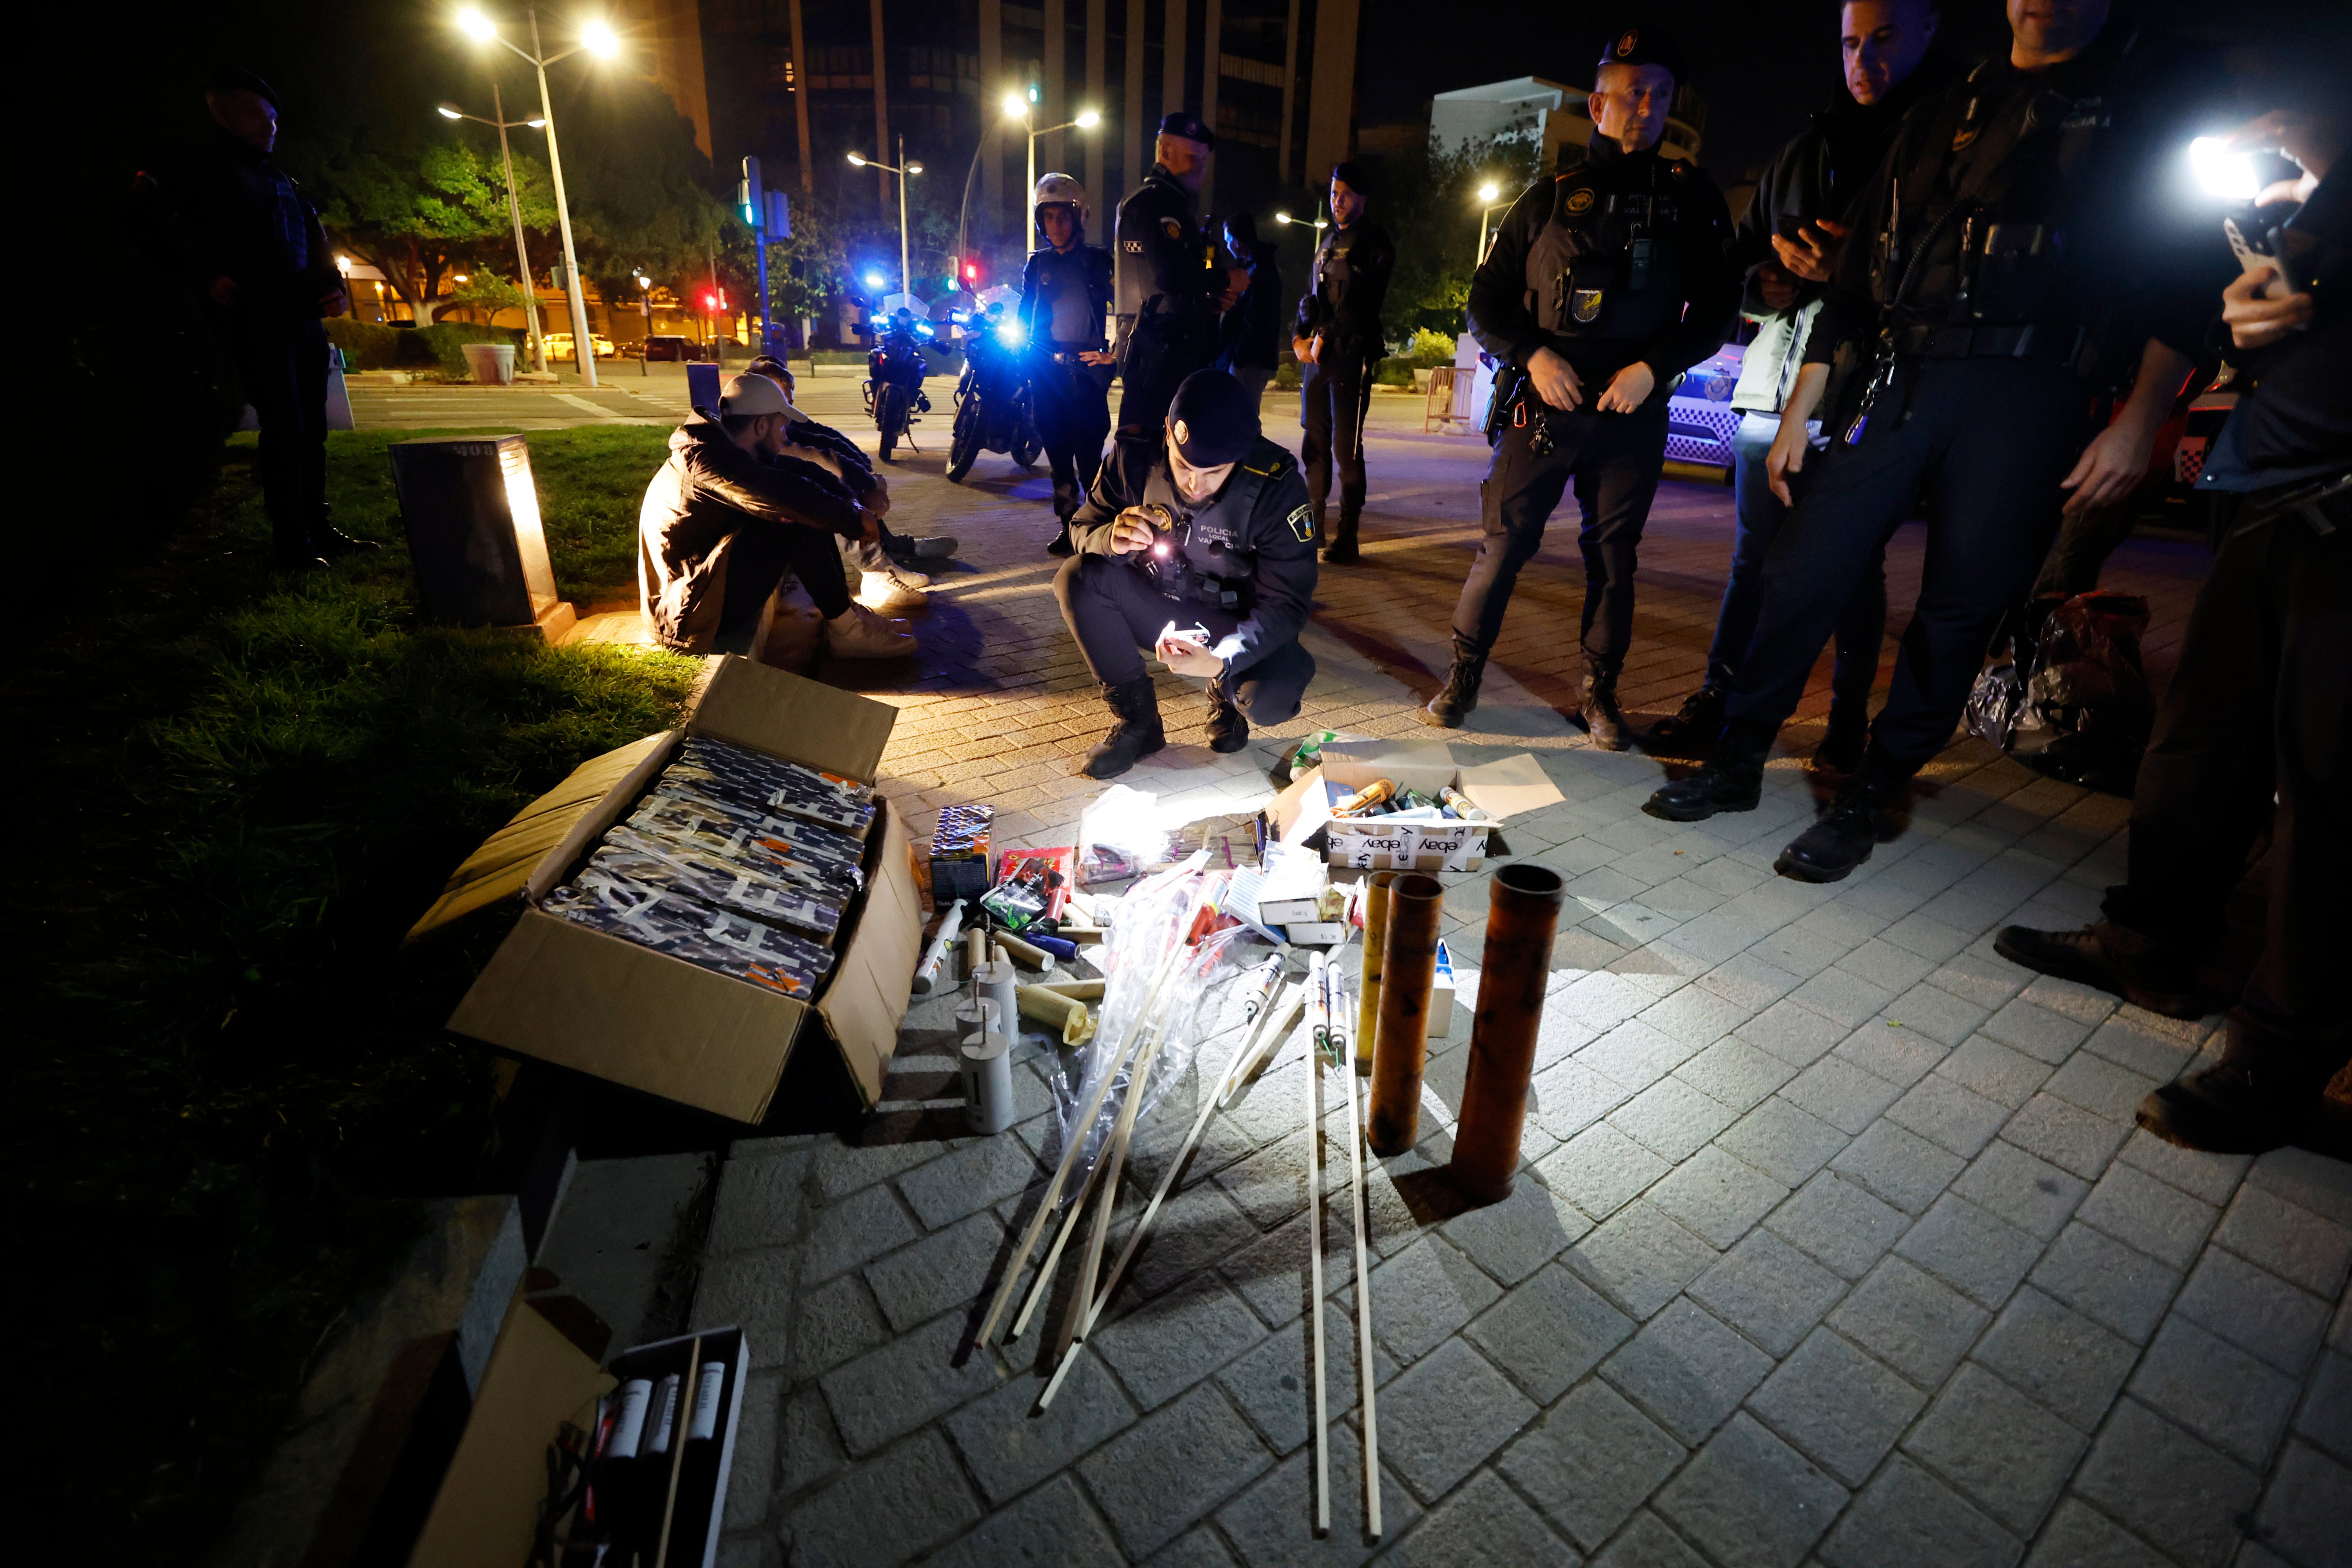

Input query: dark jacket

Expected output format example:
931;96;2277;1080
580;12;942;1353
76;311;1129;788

1294;219;1396;363
637;416;865;652
1468;135;1739;395
1730;56;1957;317
2203;168;2351;484
1020;241;1116;351
1069;433;1318;671
782;412;880;501
1804;24;2225;383
1217;245;1285;372
148;127;339;330
1114;165;1227;362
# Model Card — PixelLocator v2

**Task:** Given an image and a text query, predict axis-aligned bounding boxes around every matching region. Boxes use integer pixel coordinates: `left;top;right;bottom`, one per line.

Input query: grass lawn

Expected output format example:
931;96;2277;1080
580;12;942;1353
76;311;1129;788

6;424;695;1560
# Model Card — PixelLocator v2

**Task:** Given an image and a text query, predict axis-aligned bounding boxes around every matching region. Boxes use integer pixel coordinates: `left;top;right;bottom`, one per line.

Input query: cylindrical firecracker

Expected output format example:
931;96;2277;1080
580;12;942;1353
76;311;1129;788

1367;873;1445;1156
1447;864;1566;1201
960;1024;1016;1135
1355;871;1397;1076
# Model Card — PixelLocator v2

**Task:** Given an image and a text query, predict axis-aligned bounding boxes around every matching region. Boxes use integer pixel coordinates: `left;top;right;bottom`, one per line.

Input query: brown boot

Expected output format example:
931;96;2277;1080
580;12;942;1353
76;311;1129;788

1581;663;1628;751
1993;922;2218;1020
2137;1022;2352;1156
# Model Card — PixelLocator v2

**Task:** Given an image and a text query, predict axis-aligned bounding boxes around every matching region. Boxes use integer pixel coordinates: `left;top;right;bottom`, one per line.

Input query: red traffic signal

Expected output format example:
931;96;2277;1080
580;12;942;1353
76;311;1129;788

963;261;980;282
703;292;718;311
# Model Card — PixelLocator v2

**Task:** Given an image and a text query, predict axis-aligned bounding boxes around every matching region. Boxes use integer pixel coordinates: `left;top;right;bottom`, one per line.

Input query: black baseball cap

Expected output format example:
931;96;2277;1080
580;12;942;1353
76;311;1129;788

1167;371;1258;466
1596;23;1684;83
206;63;281;109
1331;161;1374;195
1158;110;1216;149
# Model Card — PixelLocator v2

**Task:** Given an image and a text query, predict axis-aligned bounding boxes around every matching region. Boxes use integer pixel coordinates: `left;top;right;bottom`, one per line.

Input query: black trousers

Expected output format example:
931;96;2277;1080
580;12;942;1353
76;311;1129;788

2103;499;2347;1053
1053;554;1317;722
1450;399;1670;671
1724;356;2093;770
1711;414;1886;709
720;523;855;632
1117;325;1212;434
1299;359;1370;540
231;316;331;561
1032;358;1112;522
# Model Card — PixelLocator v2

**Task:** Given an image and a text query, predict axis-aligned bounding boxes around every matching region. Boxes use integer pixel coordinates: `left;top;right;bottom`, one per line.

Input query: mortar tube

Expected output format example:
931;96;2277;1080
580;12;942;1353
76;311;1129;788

1367;874;1445;1156
960;1027;1017;1135
1355;872;1396;1076
985;946;1020;1050
1446;863;1565;1202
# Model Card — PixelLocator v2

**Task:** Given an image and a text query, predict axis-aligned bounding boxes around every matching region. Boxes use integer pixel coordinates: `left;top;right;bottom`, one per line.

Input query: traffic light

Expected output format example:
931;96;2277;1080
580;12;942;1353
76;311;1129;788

703;292;718;312
738;155;764;228
963;259;982;284
766;190;791;239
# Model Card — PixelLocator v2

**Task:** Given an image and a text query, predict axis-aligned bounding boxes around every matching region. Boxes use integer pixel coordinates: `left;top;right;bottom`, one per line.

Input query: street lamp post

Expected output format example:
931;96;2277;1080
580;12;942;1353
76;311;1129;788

458;7;618;388
1001;96;1101;240
847;137;924;301
1475;182;1510;263
436;84;552;373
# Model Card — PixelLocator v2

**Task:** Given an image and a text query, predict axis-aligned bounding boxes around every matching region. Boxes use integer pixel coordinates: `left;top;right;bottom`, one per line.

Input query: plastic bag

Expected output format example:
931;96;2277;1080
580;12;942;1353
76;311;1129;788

1965;660;2029;750
1980;592;2155;793
1077;783;1174;885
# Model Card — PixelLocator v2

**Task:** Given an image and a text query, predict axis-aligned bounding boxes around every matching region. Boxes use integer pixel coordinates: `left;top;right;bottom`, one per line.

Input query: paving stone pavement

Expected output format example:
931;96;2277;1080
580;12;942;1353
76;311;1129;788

681;397;2347;1567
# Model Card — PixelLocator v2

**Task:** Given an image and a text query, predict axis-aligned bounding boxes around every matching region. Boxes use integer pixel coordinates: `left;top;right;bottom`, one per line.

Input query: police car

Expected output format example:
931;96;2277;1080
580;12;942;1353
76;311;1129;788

1664;343;1743;470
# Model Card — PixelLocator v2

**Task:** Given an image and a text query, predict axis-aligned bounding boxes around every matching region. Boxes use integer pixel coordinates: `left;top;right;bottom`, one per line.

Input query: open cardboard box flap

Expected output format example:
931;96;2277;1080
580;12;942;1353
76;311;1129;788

1271;743;1564;846
431;657;919;1122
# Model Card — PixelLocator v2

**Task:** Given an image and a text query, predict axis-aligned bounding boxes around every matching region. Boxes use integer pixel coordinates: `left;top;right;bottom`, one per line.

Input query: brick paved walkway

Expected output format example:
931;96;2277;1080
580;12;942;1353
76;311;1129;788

693;391;2349;1568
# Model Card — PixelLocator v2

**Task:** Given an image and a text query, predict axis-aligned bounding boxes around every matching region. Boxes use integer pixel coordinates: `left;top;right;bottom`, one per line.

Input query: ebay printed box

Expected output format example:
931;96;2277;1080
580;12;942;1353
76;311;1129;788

1265;740;1564;873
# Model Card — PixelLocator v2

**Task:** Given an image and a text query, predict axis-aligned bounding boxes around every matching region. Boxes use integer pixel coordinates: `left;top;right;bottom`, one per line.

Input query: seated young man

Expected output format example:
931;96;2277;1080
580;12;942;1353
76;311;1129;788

1053;369;1319;778
638;372;913;659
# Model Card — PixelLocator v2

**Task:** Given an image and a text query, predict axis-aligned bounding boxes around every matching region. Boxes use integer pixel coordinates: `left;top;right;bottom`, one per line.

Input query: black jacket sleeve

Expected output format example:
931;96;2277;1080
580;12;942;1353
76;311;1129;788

1017;251;1044;341
1466;182;1552;370
1643;173;1741;383
684;434;864;539
1069;438;1155;552
1226;458;1318;668
1803;129;1910;368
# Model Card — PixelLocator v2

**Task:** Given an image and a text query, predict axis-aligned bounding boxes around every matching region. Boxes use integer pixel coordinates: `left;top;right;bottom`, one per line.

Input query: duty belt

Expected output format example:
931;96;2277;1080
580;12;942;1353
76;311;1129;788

1895;322;2075;361
1043;348;1098;366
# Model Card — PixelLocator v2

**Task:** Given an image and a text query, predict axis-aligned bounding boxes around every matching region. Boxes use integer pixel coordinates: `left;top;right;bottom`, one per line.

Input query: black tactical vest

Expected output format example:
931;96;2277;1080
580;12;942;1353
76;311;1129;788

1524;165;1687;343
1132;458;1284;612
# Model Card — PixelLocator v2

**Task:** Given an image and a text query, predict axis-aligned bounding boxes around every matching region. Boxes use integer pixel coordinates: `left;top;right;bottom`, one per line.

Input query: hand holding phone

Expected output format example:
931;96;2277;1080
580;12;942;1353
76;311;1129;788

2223;218;2290;301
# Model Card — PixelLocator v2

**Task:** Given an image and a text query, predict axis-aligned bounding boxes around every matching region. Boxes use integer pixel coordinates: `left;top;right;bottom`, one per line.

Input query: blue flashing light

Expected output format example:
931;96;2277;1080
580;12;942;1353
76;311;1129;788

994;321;1027;348
864;270;886;289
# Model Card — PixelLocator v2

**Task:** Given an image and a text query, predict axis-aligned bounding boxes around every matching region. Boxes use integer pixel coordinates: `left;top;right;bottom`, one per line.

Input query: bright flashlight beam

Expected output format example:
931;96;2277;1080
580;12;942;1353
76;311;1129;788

581;19;620;57
2188;136;2260;200
456;7;496;42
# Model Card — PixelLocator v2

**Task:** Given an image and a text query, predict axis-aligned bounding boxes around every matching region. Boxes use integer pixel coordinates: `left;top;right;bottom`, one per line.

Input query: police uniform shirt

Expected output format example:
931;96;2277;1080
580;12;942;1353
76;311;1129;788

1021;242;1114;350
1113;165;1228;351
1294;219;1397;362
1466;135;1739;394
1067;434;1319;668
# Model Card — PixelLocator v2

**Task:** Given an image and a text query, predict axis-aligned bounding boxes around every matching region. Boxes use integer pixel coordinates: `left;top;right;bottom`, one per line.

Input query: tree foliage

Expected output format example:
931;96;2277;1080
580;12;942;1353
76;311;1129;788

1360;131;1544;340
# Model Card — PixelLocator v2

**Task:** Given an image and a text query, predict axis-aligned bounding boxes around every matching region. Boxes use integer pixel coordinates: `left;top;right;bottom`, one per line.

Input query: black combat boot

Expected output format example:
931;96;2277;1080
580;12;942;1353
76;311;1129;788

1080;677;1166;779
1775;747;1905;882
1650;683;1726;749
2136;1018;2351;1156
1581;662;1630;751
1205;679;1248;753
1420;639;1487;728
1645;719;1774;820
1322;521;1360;564
1993;922;2214;1020
1811;701;1868;774
1046;519;1076;557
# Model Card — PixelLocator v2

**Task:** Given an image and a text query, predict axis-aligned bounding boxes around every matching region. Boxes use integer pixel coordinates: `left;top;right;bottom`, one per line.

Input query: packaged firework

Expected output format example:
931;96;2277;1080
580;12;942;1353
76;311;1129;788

668;738;878;835
544;866;835;998
582;839;844;943
1332;778;1396;817
982;847;1073;931
624;791;867;898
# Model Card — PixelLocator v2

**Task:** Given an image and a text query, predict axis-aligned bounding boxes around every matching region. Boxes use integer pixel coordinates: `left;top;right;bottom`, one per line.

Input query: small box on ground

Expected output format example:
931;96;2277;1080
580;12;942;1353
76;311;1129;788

409;656;923;1122
1263;740;1563;873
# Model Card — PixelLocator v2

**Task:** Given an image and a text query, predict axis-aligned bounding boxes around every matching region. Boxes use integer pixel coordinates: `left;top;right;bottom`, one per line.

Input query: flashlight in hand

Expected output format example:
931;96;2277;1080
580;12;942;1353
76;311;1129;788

2187;136;2261;201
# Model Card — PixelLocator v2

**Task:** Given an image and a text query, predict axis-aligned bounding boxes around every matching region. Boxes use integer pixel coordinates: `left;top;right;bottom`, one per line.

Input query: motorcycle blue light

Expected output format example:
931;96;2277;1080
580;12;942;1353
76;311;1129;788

995;321;1027;347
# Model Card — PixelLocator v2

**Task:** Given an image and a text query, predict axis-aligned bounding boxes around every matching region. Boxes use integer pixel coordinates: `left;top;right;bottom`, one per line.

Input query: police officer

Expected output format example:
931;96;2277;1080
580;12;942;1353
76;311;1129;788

1053;370;1321;779
1646;0;2219;883
1424;27;1737;746
1293;162;1396;564
1019;173;1117;556
1112;111;1247;441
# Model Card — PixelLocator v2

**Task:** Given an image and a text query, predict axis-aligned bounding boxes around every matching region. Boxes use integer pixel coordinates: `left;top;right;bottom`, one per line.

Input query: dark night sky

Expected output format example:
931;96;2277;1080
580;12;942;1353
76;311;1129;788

1357;0;2352;189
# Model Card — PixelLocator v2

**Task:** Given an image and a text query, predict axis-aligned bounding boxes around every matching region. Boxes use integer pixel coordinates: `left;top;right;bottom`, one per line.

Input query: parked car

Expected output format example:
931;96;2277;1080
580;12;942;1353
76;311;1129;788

642;335;696;362
543;332;617;361
1663;343;1743;472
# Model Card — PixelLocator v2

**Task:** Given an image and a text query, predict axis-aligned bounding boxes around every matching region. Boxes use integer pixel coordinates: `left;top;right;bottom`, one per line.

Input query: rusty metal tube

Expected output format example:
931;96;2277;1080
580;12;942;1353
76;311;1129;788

1355;871;1397;1076
1448;864;1566;1203
1367;873;1445;1156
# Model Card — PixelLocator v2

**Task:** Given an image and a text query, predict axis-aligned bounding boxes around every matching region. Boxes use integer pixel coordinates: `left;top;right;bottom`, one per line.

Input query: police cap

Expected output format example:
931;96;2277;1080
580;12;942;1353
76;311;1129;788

1157;110;1217;149
1167;370;1259;466
1330;160;1374;196
1595;23;1684;83
205;62;281;109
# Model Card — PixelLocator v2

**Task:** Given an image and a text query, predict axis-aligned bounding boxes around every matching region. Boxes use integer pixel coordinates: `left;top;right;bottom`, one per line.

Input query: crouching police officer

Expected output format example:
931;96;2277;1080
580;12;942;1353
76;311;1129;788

1053;370;1321;779
1425;26;1738;745
1020;172;1118;556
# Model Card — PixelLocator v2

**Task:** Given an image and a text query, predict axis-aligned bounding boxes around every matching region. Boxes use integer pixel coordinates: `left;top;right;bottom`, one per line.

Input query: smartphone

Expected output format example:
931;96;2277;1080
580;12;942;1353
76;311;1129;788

2224;218;2289;299
1775;215;1813;241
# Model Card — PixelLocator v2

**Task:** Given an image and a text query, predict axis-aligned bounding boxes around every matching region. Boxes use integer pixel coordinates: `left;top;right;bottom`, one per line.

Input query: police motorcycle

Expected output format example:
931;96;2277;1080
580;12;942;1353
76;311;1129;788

862;307;933;461
946;301;1042;483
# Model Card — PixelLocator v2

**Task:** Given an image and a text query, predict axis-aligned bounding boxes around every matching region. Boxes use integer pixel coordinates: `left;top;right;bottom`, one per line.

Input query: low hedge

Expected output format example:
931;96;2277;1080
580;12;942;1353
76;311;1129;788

326;318;526;376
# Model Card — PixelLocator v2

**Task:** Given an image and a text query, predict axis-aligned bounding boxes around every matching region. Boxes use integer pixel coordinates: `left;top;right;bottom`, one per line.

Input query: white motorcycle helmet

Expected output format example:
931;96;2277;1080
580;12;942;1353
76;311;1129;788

1033;172;1087;236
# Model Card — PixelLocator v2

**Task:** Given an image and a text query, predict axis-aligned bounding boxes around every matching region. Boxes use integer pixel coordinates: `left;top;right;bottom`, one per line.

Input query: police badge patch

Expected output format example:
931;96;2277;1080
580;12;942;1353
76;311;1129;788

1287;504;1314;542
1564;187;1596;216
1572;288;1604;323
1163;218;1184;240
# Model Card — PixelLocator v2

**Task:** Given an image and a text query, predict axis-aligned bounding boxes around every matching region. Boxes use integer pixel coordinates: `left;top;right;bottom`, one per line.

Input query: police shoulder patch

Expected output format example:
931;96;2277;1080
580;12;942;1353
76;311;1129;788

1123;239;1145;252
1563;187;1596;216
1162;217;1184;240
1286;504;1314;543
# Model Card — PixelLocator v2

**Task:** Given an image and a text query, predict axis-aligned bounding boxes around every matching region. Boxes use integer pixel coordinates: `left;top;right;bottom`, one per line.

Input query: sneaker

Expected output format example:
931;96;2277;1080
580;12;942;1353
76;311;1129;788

858;569;929;612
823;606;916;659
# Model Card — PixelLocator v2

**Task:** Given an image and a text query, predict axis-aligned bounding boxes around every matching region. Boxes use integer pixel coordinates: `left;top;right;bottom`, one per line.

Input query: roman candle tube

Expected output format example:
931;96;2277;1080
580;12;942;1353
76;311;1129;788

1447;864;1566;1201
1366;874;1445;1156
1354;872;1396;1075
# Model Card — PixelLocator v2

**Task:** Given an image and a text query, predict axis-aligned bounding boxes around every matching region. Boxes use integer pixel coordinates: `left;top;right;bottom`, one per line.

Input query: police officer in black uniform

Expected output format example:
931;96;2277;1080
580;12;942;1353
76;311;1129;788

1646;0;2219;883
1112;111;1247;441
1293;162;1396;563
1020;173;1118;556
1053;370;1321;779
1425;27;1737;747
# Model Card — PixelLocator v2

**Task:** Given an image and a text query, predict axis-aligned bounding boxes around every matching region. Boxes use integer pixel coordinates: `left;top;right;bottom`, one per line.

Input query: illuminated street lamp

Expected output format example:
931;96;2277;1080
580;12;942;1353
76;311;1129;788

455;7;622;386
436;85;554;371
848;136;924;304
1474;182;1511;263
1002;92;1101;234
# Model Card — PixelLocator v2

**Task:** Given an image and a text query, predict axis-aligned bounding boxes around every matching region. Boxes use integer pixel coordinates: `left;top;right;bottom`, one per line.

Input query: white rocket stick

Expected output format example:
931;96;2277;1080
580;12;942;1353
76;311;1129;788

1305;951;1331;1538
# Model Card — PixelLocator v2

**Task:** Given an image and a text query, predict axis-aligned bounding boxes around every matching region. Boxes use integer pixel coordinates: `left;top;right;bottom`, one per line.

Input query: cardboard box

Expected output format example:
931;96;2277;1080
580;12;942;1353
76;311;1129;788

1428;939;1457;1037
410;657;924;1121
1265;741;1564;873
